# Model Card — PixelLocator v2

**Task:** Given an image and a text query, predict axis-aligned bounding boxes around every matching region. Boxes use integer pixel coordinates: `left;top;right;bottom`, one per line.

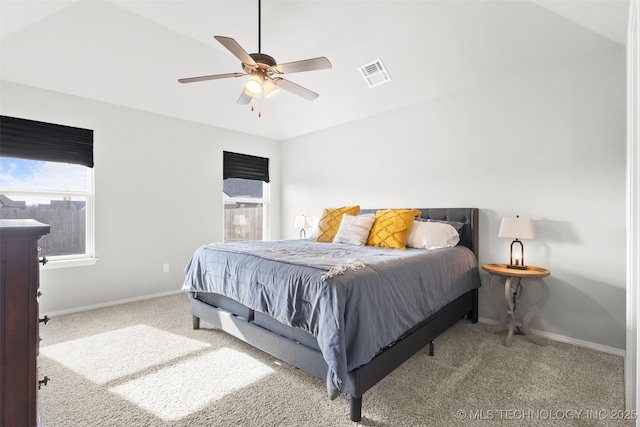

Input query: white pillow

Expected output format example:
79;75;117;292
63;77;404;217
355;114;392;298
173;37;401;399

333;214;376;246
406;221;460;249
308;215;320;240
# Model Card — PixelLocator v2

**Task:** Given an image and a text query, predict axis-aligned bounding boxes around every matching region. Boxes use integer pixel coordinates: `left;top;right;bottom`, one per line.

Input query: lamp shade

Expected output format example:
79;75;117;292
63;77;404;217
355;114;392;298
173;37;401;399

232;215;247;226
262;78;280;97
293;215;312;229
498;217;536;240
245;74;264;96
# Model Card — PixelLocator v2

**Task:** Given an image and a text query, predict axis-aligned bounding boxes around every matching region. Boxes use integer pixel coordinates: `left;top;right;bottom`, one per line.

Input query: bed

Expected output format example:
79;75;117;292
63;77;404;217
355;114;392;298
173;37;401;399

182;207;480;421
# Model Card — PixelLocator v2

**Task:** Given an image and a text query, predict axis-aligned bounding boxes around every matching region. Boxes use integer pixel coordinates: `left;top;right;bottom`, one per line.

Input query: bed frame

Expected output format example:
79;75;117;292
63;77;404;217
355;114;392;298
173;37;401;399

189;207;479;422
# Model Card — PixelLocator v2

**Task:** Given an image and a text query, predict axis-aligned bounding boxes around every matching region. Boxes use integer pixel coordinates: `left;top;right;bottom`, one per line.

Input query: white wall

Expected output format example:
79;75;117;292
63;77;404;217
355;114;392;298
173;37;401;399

281;46;626;350
0;81;281;314
0;44;626;351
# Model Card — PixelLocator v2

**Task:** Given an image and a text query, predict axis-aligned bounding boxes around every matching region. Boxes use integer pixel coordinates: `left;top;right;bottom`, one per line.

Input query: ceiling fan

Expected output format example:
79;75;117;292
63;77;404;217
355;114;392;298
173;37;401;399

178;0;332;105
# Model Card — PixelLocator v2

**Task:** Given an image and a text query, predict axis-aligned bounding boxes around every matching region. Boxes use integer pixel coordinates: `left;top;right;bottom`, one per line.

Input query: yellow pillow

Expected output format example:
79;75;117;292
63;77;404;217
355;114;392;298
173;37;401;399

366;209;421;249
315;205;360;242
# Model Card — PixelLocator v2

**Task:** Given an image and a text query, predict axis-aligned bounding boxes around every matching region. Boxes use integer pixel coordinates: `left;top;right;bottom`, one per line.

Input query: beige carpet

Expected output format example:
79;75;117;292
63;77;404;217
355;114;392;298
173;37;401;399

38;293;631;426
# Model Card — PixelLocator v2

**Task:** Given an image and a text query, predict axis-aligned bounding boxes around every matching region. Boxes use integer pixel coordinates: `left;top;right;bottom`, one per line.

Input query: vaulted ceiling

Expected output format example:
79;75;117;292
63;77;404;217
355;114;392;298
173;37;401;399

0;0;629;140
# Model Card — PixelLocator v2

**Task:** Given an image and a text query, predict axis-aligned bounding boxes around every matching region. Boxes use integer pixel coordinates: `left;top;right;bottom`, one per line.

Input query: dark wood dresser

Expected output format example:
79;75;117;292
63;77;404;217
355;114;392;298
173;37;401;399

0;219;50;427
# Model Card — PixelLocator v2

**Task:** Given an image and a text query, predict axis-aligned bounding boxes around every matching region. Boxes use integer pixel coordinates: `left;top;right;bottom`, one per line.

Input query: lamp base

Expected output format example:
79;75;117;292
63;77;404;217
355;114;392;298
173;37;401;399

507;264;528;270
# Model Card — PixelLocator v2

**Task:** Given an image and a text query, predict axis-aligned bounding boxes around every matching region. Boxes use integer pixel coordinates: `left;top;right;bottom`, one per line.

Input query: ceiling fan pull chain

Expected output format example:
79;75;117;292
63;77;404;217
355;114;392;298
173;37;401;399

249;103;262;117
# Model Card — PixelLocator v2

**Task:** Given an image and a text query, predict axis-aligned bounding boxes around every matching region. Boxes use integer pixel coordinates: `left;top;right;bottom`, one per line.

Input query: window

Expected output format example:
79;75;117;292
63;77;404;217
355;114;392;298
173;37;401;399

0;116;94;265
223;151;269;242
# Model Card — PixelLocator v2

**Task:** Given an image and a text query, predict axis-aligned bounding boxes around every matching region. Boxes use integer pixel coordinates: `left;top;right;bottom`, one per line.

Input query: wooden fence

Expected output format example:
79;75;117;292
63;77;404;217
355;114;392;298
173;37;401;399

1;205;262;255
0;208;85;256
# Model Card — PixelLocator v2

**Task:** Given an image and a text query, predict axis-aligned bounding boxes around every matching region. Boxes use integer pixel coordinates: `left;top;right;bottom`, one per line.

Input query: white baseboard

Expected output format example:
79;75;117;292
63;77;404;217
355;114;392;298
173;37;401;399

478;317;625;357
45;289;183;318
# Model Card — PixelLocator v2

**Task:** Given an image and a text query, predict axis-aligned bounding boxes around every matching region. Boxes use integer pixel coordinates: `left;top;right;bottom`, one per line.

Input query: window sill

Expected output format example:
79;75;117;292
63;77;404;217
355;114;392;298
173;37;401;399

41;257;98;270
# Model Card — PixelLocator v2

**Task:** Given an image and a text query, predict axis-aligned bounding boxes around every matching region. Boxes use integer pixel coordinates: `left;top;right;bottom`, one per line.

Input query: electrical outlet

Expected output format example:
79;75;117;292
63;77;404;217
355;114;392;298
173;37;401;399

162;263;170;273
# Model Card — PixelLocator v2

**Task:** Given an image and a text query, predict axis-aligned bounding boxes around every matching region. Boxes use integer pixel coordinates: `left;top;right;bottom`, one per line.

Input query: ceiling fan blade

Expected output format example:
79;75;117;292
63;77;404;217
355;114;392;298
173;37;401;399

274;57;332;74
237;90;252;105
214;36;256;66
178;72;246;83
273;78;319;101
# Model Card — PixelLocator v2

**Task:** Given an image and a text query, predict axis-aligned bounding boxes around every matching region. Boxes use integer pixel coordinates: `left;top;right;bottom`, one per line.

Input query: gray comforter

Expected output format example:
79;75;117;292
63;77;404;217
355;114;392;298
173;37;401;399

182;239;480;396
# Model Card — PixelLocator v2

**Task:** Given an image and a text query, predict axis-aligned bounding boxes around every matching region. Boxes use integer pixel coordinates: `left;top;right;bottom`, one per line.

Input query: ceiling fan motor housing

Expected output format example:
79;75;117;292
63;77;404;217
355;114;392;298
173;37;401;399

244;53;278;76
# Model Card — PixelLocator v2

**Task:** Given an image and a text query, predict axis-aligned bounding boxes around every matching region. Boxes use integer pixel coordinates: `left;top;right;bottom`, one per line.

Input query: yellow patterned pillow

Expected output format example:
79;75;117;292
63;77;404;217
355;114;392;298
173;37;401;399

366;209;421;249
315;205;360;242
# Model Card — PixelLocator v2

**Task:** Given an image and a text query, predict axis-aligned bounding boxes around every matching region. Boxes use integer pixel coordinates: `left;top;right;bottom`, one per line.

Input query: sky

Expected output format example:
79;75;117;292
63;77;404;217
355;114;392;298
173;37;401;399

0;157;88;205
0;157;87;192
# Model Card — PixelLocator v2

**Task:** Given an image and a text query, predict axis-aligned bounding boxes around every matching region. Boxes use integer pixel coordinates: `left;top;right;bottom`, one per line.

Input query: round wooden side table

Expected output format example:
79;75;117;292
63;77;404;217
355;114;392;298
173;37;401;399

482;263;550;347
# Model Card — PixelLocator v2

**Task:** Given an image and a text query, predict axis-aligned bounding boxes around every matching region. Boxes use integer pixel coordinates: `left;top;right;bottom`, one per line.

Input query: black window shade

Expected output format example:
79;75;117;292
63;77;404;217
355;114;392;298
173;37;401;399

223;151;269;183
0;116;94;168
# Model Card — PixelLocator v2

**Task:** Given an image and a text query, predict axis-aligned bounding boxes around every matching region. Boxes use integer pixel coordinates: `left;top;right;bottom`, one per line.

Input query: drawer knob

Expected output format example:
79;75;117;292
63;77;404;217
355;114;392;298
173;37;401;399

39;315;50;325
39;256;48;266
38;376;50;389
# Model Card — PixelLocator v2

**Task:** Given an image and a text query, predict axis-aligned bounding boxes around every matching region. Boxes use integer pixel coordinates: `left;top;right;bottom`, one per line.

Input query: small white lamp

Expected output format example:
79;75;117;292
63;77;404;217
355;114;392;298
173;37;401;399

293;215;312;239
498;216;536;270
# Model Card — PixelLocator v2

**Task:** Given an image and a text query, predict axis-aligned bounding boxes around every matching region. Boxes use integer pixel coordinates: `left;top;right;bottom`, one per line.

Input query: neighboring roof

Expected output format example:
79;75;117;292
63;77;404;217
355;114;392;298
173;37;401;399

0;195;26;208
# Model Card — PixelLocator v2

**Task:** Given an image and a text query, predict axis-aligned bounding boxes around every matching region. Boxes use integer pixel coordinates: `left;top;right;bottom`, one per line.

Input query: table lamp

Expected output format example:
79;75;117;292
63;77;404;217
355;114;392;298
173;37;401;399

293;215;312;239
498;216;536;270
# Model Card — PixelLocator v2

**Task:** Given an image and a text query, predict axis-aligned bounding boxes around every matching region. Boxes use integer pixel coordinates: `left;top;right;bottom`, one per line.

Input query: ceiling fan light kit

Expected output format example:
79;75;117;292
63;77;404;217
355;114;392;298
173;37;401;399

178;0;331;117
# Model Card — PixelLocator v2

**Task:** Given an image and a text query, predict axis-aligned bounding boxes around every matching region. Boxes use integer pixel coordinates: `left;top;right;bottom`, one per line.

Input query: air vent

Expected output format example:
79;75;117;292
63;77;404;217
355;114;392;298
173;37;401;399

359;58;391;88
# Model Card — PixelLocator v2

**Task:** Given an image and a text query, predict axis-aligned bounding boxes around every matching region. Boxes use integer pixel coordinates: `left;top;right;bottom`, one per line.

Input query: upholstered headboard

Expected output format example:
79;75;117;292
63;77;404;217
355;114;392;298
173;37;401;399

360;208;479;259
